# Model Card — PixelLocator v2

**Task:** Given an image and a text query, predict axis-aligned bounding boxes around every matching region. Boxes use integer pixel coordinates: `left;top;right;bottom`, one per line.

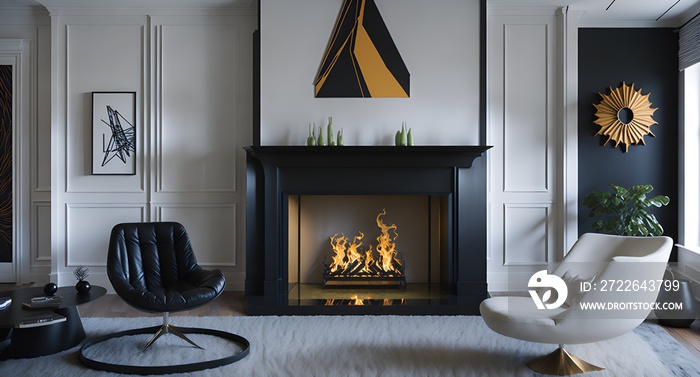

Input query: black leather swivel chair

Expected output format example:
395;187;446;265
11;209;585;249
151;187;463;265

79;221;248;374
106;221;226;351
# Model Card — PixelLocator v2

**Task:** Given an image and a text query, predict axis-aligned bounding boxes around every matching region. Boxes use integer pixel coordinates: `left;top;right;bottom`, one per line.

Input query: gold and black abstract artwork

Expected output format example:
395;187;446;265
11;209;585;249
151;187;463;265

593;82;658;153
314;0;410;98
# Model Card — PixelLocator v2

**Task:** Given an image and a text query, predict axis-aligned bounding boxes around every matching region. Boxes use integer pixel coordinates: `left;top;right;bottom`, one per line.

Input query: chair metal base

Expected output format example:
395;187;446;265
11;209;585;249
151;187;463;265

526;346;605;376
141;313;203;352
79;325;250;375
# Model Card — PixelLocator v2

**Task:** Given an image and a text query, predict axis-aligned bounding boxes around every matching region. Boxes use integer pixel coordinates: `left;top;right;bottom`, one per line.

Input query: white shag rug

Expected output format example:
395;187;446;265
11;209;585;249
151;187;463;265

1;316;698;377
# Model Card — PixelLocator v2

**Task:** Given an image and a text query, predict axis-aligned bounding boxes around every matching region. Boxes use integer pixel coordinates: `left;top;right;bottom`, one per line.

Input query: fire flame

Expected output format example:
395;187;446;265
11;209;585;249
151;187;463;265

327;209;402;277
323;297;406;306
374;209;401;273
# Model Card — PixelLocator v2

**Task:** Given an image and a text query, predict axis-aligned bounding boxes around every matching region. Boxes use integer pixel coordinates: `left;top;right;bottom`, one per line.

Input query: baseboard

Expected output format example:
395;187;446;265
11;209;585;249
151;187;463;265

675;244;700;301
223;271;245;291
46;271;246;294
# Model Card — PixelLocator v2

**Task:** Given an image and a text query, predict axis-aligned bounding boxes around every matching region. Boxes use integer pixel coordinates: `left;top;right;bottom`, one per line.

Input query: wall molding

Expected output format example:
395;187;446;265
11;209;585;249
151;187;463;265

502;203;552;266
560;8;582;254
37;0;257;17
154;23;241;195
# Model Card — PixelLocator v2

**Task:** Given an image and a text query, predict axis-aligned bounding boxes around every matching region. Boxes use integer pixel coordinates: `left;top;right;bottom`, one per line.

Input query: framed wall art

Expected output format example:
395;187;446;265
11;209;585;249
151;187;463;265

92;91;136;175
313;0;410;98
592;82;657;153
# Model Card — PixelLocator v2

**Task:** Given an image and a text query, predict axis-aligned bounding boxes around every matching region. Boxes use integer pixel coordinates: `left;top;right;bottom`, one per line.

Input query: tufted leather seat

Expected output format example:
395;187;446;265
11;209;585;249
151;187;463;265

108;222;225;313
106;222;225;351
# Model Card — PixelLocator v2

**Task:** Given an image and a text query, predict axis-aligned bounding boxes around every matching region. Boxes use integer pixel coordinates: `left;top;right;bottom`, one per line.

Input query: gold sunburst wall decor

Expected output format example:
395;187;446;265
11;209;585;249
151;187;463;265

593;82;658;153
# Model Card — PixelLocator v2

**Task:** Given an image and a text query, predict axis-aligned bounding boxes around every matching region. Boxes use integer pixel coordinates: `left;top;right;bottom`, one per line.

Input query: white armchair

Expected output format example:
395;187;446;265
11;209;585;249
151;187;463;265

480;233;673;375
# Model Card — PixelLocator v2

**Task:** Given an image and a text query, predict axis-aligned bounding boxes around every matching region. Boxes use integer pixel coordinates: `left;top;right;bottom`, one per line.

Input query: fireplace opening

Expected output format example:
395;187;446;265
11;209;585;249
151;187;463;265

287;195;449;306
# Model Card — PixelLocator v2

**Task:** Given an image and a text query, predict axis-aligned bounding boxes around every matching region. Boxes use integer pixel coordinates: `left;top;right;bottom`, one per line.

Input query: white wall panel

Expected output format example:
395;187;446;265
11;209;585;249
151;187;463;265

157;204;238;266
158;25;238;193
487;9;561;291
33;201;51;262
45;6;254;289
36;24;51;192
260;0;481;146
66;204;145;266
503;204;549;265
65;24;144;193
30;201;51;281
503;24;549;193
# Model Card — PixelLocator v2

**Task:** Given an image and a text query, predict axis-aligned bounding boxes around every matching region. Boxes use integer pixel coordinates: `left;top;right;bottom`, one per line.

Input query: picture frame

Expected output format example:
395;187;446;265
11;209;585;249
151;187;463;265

92;91;136;175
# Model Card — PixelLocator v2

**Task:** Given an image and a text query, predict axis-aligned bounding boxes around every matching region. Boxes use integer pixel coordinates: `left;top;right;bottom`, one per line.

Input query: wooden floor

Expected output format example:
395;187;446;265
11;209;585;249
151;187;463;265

664;320;700;359
1;284;698;360
77;291;247;317
69;293;700;360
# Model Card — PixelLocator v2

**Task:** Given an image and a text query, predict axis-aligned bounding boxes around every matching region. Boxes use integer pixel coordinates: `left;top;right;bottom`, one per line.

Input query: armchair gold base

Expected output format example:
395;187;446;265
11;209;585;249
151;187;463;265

526;346;604;376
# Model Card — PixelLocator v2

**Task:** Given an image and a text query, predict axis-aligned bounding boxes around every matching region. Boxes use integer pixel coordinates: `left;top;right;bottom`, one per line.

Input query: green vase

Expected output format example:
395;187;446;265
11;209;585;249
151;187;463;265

337;128;344;146
317;127;326;146
400;122;407;146
307;123;316;146
327;117;334;146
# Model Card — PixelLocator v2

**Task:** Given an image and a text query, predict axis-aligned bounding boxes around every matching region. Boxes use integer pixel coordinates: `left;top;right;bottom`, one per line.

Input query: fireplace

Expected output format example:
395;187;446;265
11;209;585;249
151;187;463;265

245;146;490;315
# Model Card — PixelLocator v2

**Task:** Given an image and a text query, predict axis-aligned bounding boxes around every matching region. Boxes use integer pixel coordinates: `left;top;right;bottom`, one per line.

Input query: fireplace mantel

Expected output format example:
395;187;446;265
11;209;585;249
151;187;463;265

245;145;492;315
243;145;490;168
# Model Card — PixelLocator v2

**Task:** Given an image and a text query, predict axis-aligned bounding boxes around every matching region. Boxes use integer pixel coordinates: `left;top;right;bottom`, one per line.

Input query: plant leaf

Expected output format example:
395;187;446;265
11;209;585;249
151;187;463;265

583;184;669;236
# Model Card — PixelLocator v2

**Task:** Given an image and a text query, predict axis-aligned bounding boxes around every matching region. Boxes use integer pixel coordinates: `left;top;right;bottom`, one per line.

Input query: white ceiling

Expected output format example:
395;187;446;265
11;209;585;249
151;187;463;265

1;0;699;27
489;0;700;27
574;0;700;26
0;0;256;10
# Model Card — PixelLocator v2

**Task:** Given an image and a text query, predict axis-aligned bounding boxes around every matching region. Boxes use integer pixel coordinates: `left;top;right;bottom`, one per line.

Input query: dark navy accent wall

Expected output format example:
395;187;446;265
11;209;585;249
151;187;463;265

578;28;679;247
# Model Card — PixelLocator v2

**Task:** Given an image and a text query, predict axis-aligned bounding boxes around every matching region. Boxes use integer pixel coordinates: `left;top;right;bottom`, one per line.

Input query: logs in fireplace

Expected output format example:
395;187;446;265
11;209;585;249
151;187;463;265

323;209;406;290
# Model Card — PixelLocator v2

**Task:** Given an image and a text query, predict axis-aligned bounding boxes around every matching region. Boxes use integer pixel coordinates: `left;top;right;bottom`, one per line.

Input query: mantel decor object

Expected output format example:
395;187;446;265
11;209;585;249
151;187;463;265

327;117;335;146
592;82;657;153
306;117;343;146
395;122;413;146
307;123;316;146
74;266;91;294
43;282;58;296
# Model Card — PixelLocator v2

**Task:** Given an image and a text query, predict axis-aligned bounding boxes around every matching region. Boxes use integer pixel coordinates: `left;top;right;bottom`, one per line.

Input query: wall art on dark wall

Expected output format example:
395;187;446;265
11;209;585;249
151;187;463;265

92;92;136;175
313;0;410;98
578;28;679;242
592;82;658;153
0;65;12;263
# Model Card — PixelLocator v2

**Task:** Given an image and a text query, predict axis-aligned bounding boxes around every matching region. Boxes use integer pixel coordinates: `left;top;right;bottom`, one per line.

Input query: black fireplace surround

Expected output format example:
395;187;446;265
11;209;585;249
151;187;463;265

245;145;491;315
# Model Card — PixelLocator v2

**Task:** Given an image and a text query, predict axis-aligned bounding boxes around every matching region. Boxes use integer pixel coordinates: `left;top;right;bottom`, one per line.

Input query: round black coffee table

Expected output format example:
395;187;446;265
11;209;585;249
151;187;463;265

0;285;106;359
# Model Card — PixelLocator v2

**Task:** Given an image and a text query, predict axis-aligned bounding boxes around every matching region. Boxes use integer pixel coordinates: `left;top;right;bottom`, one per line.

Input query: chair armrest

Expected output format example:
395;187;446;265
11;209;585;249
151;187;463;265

187;268;226;293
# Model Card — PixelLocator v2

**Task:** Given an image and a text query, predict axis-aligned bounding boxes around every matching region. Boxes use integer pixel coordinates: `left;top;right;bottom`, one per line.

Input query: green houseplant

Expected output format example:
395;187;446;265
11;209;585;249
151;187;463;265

582;184;670;236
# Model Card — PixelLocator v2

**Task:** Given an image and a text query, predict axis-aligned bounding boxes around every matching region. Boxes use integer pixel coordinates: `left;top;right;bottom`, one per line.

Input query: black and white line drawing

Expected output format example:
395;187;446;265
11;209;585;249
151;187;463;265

92;92;136;175
100;105;135;167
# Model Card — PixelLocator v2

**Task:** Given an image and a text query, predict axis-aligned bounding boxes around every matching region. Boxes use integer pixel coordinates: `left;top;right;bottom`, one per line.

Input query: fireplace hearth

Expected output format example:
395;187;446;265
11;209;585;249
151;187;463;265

245;145;491;315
